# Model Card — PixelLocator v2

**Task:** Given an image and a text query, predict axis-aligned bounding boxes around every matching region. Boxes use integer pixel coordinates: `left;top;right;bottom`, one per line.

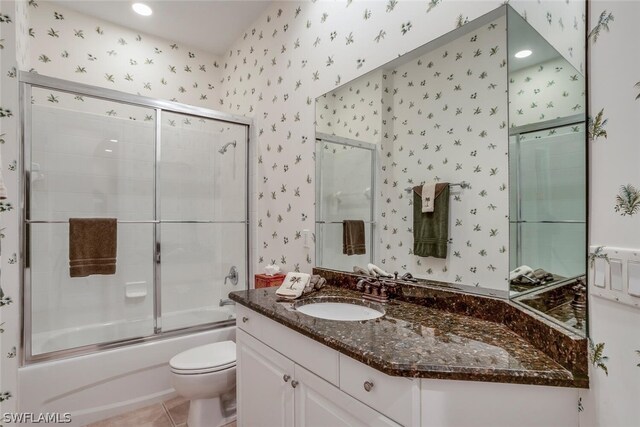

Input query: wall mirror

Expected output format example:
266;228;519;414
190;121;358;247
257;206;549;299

314;4;587;336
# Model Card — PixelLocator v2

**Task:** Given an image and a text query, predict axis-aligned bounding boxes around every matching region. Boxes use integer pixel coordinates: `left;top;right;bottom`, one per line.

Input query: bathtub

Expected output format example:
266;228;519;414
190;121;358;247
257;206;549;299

20;307;236;426
31;306;236;356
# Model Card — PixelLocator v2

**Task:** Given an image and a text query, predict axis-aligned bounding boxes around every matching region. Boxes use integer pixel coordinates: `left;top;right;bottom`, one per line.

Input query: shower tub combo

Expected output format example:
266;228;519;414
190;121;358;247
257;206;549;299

17;72;252;426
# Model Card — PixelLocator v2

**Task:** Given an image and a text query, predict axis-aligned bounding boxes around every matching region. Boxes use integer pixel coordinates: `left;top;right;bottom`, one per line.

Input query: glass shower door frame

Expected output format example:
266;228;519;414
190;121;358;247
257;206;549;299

19;72;252;364
314;132;377;268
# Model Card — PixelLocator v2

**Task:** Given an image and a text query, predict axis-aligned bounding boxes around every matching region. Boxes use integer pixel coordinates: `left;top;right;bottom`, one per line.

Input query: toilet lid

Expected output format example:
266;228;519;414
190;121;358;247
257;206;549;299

169;341;236;373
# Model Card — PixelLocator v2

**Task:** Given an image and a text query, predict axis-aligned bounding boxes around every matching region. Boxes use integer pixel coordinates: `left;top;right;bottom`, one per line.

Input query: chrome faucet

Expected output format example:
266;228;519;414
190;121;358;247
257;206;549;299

224;266;239;286
219;298;235;307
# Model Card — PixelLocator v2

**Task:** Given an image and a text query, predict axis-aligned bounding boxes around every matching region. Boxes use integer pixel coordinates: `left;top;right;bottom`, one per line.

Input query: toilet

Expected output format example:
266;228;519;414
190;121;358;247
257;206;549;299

170;341;237;427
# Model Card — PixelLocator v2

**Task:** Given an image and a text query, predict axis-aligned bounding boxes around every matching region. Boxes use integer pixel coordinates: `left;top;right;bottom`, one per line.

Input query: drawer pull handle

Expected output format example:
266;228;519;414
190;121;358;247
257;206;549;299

363;381;374;392
283;374;291;383
291;380;299;388
242;316;249;323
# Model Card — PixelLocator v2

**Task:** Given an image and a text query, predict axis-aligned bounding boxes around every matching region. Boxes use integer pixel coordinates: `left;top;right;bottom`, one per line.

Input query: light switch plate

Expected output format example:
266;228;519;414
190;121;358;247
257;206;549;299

628;261;640;297
610;259;624;291
589;246;640;309
593;257;606;288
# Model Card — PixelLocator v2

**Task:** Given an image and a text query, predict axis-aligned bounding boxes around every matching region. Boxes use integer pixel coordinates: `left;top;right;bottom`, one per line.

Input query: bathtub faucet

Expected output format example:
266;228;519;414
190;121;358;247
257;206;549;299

219;298;235;307
224;266;239;286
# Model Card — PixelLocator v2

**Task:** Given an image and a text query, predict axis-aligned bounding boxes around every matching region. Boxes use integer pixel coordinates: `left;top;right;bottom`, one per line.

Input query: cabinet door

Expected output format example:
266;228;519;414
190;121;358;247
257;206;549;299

237;330;295;427
294;365;400;427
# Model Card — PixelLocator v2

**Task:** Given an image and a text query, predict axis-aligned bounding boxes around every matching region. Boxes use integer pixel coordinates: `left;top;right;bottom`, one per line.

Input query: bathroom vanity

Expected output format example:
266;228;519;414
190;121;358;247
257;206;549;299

230;271;587;427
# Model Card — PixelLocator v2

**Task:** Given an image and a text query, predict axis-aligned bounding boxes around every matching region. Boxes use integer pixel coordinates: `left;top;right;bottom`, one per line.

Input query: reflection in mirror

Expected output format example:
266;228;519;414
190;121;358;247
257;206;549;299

507;8;586;335
316;7;509;291
314;5;586;336
315;134;376;272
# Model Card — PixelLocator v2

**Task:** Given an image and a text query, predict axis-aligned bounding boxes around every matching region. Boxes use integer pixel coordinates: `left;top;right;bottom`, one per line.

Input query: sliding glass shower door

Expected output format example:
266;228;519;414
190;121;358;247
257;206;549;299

28;87;158;356
159;112;247;332
22;74;250;361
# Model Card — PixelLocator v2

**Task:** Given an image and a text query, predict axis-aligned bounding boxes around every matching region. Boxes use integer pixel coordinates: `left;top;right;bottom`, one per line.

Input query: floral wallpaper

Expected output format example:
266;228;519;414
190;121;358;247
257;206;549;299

316;69;383;144
218;1;520;278
377;17;508;288
509;56;585;128
0;0;28;416
580;1;640;424
0;0;594;413
27;1;223;108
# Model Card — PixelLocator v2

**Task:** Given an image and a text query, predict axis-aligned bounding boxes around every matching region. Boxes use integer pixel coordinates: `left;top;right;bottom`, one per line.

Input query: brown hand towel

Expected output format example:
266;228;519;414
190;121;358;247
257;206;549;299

413;183;449;259
69;218;117;277
343;220;366;255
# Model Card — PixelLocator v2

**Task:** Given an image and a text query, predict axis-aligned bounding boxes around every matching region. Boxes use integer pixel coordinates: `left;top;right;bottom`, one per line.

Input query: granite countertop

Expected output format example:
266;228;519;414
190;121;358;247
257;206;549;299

229;286;588;388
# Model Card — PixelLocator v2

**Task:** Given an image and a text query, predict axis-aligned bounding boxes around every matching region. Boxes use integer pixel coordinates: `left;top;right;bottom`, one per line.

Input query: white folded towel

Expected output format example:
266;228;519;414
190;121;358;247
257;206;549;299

509;265;533;281
422;182;436;213
276;272;311;300
353;266;371;276
367;263;393;278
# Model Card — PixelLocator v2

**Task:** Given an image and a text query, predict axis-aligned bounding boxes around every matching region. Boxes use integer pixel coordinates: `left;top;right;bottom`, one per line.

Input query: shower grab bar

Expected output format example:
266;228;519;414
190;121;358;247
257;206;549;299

25;220;249;224
404;181;470;192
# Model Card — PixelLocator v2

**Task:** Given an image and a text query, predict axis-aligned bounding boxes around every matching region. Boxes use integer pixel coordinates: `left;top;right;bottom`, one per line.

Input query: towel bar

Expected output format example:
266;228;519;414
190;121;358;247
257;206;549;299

316;221;376;224
404;181;470;192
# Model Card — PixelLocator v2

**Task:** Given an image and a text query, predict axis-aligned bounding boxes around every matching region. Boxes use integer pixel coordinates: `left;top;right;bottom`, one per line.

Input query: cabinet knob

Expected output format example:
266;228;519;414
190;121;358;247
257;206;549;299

363;381;374;392
242;316;249;323
291;380;299;388
283;374;291;383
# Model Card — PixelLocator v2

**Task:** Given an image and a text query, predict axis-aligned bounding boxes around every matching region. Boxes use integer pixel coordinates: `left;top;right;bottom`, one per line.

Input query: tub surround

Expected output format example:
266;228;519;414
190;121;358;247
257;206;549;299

229;271;588;388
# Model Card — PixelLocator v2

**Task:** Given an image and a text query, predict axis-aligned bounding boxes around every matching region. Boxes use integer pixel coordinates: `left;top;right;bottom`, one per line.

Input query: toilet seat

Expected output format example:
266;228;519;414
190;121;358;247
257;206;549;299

170;341;236;375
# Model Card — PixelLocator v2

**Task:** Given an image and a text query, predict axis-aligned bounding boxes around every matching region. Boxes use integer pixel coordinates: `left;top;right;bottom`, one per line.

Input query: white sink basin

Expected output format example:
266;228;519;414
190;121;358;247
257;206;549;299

294;297;384;321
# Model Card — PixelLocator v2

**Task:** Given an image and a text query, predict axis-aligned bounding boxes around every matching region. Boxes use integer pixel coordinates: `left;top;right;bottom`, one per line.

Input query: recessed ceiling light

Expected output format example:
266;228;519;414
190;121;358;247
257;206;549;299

105;149;113;153
109;139;118;143
515;49;532;59
132;3;152;16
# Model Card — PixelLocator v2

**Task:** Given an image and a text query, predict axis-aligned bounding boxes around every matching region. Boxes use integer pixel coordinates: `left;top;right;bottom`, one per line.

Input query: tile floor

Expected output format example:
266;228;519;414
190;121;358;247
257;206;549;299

86;396;236;427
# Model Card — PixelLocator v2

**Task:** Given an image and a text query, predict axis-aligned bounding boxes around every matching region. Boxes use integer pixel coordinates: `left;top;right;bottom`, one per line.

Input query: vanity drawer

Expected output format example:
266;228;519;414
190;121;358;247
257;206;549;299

235;304;340;386
339;354;419;427
236;304;263;338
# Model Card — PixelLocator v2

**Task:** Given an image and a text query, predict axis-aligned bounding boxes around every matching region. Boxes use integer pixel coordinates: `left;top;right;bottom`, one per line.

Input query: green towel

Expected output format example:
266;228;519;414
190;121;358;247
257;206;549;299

413;185;449;258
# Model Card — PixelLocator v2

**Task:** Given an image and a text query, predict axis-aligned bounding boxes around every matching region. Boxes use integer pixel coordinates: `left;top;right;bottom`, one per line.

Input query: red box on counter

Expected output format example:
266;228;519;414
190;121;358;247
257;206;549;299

255;273;286;289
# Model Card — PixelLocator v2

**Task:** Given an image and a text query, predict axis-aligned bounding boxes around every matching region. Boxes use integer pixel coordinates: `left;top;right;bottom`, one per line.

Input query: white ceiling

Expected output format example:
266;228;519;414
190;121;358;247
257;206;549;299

52;0;272;56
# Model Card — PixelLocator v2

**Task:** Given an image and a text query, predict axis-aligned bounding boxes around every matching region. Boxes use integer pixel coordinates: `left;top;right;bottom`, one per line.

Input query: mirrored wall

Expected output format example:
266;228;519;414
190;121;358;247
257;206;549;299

314;4;587;335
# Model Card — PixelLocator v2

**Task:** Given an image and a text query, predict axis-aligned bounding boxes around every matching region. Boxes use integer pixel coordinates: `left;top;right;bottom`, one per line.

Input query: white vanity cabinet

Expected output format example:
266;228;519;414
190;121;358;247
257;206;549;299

236;329;295;427
235;304;579;427
237;330;401;427
236;305;417;426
